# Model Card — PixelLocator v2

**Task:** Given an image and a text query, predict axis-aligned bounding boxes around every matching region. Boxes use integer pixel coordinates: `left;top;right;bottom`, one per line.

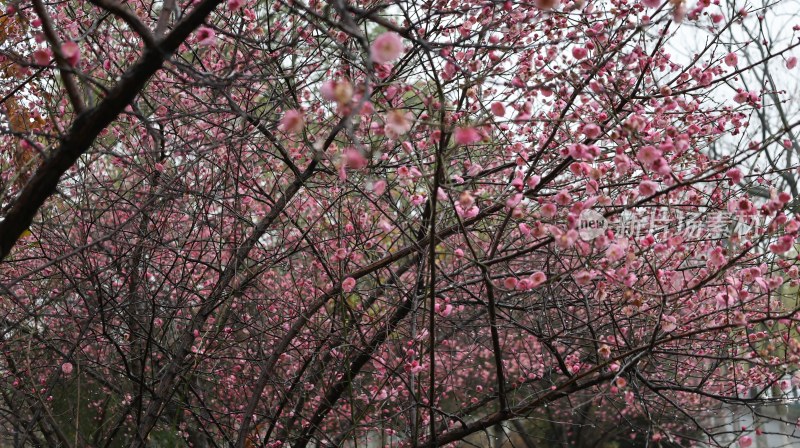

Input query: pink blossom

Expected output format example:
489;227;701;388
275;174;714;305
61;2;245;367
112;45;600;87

384;110;413;138
770;235;795;254
371;179;387;196
787;56;798;69
534;0;559;9
370;32;404;64
571;46;588;59
196;27;217;47
540;203;557;218
456;205;479;218
466;163;483;177
642;0;661;7
279;109;305;134
228;0;243;10
583;123;602;139
333;247;349;261
529;271;547;287
61;362;74;375
661;315;677;333
554;189;571;205
459;191;475;209
636;145;662;165
436;303;453;317
606;243;626;261
555;229;579;249
342;277;357;292
33;48;51;66
505;193;523;209
454;127;481;145
707;247;726;268
61;41;80;66
638;180;658;197
724;52;738;67
651;158;672;176
739;436;753;448
490;102;506;116
343;148;368;169
572;270;594;286
320;79;353;105
726;168;743;184
614;153;632;174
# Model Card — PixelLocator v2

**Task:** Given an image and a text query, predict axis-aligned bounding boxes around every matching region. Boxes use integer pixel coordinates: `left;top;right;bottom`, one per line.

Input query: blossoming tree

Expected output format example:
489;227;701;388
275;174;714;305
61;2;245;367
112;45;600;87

2;0;800;446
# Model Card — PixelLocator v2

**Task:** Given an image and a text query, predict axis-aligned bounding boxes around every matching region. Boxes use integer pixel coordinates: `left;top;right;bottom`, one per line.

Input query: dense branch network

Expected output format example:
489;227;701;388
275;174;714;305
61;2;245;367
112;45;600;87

2;0;800;447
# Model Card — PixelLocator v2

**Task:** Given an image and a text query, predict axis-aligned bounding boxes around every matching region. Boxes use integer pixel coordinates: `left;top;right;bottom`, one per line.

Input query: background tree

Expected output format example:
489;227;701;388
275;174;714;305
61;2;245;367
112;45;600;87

2;0;800;446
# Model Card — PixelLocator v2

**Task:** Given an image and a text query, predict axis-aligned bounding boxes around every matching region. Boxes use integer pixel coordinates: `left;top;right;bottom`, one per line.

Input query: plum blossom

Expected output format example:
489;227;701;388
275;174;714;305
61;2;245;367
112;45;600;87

371;179;387;196
343;148;368;169
459;191;475;209
320;79;353;105
707;247;727;268
582;123;602;139
571;46;588;59
724;52;738;67
769;234;795;254
726;168;743;184
279;109;305;134
505;193;523;209
534;0;559;9
454;127;481;145
540;203;557;218
490;102;505;116
638;180;658;197
661;315;677;333
555;228;579;249
456;204;479;218
503;277;518;290
572;270;595;286
554;189;572;206
33;48;51;65
370;32;404;64
342;277;357;292
787;56;798;69
606;243;626;261
529;271;547;287
435;302;453;317
384;110;414;138
61;362;74;375
61;41;80;66
636;145;662;165
196;27;217;47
